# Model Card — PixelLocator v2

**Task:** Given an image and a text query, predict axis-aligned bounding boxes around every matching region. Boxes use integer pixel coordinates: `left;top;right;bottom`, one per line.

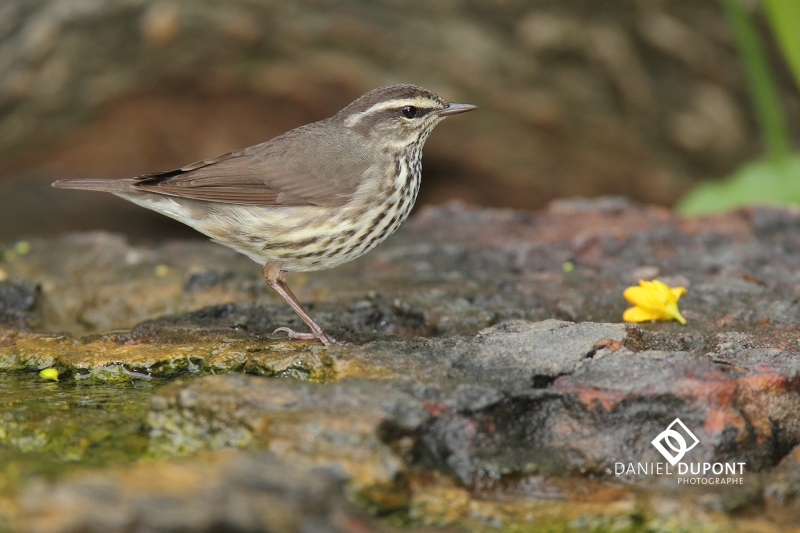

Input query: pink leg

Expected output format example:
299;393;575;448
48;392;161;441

262;261;340;346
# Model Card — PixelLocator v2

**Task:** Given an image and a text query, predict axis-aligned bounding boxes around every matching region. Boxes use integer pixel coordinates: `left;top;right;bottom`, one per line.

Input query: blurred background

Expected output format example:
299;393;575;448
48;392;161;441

0;0;799;242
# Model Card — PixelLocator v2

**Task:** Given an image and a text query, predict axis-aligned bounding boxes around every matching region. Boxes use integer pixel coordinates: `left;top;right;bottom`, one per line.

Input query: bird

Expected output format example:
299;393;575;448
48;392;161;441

52;84;476;345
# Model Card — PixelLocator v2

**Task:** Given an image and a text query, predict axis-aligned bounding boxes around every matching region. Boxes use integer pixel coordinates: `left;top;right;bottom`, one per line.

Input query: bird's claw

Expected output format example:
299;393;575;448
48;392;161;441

272;327;343;346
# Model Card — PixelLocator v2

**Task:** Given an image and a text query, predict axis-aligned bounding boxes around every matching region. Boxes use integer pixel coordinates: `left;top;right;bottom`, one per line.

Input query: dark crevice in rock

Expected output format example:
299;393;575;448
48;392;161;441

531;375;558;388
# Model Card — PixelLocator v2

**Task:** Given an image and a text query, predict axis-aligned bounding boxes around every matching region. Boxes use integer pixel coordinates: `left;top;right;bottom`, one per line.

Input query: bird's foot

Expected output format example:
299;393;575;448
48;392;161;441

272;326;342;346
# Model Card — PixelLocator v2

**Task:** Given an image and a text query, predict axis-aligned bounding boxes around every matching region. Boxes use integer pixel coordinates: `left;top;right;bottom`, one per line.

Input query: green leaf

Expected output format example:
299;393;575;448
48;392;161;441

761;0;800;92
675;154;800;215
720;0;790;162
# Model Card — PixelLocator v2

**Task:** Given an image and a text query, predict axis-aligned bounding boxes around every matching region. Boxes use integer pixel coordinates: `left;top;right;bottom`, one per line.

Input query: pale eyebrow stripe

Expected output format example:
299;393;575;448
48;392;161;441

344;97;437;127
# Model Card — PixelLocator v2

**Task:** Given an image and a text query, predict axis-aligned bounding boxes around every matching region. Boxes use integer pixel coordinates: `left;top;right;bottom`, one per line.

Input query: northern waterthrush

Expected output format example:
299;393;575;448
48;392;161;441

53;84;476;345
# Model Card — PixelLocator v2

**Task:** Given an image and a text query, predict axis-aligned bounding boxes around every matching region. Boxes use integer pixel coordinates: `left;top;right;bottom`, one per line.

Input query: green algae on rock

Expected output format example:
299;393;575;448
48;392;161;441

0;374;152;482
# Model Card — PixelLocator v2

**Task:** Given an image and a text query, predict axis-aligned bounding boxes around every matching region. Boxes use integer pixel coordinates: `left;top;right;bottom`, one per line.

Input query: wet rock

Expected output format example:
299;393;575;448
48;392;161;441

765;444;800;525
143;340;800;489
132;342;799;529
3;200;800;345
0;317;626;385
4;199;800;529
326;320;629;392
550;348;800;471
15;450;394;533
147;374;427;510
0;280;39;328
450;320;627;388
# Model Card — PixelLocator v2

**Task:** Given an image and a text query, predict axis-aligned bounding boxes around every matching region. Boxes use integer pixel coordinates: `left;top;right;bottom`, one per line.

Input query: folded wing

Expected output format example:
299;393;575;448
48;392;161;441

134;121;371;207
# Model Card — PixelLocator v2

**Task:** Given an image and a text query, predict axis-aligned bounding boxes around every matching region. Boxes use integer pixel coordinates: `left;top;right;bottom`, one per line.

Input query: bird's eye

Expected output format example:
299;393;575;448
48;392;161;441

401;106;418;119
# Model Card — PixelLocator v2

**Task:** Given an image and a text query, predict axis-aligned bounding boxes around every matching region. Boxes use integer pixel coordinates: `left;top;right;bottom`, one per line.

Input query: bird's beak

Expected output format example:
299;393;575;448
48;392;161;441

434;103;478;116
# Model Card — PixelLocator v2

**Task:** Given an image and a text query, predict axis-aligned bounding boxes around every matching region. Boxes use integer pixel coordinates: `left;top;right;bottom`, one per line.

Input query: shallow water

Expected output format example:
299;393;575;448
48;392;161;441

0;372;158;494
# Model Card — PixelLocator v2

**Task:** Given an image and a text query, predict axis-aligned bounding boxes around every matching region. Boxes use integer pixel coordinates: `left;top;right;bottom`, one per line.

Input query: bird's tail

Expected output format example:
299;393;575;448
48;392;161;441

51;178;137;193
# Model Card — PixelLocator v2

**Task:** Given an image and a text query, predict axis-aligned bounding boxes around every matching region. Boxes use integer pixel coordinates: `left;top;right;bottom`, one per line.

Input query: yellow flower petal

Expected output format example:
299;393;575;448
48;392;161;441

623;306;662;323
670;286;687;299
623;285;658;309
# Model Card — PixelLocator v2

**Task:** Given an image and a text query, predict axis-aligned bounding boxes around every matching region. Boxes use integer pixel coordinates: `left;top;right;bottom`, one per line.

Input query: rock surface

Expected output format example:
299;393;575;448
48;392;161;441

15;450;399;533
3;198;800;531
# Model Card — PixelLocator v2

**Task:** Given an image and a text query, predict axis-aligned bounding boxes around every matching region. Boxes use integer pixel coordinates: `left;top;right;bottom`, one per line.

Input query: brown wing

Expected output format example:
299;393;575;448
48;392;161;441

133;120;372;207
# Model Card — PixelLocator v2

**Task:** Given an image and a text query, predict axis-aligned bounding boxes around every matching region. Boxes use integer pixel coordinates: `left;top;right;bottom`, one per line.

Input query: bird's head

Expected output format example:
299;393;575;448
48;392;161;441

336;84;476;149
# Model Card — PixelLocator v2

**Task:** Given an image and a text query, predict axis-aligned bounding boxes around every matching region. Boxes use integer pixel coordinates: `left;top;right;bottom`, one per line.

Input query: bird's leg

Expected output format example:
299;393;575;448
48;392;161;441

262;260;339;346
